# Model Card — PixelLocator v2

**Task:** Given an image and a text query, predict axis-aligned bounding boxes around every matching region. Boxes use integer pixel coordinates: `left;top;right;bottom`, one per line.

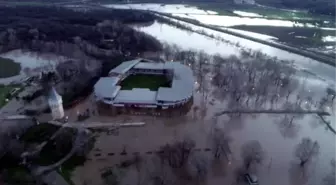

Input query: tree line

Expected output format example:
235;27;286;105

0;6;162;55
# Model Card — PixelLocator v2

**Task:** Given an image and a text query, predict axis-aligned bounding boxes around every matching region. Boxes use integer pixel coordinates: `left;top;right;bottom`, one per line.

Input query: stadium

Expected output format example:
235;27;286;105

93;59;194;116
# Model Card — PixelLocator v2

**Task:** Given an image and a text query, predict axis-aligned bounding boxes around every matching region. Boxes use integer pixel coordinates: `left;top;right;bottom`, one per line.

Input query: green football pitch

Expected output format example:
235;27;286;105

120;74;171;91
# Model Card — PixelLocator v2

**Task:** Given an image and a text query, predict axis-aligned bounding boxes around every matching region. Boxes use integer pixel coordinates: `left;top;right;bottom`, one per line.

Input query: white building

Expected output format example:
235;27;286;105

47;87;64;120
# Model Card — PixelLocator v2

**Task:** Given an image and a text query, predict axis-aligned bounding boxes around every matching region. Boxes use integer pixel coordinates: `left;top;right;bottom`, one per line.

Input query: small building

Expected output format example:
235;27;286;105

47;87;64;120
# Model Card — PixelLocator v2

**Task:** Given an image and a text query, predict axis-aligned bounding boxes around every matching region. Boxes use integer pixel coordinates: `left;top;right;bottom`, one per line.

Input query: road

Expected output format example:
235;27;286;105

48;120;145;128
215;109;330;116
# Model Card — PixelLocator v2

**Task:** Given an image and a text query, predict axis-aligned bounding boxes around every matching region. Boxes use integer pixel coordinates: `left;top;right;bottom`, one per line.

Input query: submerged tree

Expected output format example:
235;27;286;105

158;138;196;169
323;159;336;185
211;128;231;160
241;140;265;171
187;153;208;182
294;137;320;168
148;156;177;185
276;114;301;138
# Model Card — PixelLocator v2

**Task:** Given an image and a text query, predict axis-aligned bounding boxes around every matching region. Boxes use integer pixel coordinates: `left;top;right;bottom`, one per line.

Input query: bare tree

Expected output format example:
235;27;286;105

323;159;336;185
326;87;336;101
133;155;150;185
100;167;119;185
276;114;301;138
241;140;265;171
294;137;320;168
148;156;178;185
158;138;195;169
187;153;208;182
211;128;231;160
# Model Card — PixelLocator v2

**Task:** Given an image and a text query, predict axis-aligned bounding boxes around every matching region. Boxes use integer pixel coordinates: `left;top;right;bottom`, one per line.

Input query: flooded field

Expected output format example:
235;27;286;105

0;50;66;84
105;3;335;54
23;4;331;185
73;18;336;185
71;76;335;185
104;3;335;29
134;20;335;83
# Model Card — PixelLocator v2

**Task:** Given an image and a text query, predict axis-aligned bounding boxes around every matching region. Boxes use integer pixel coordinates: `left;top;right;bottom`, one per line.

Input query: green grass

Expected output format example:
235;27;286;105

1;166;35;184
0;154;35;185
20;123;60;144
58;156;87;185
0;57;21;78
231;25;335;48
120;74;170;91
0;84;19;107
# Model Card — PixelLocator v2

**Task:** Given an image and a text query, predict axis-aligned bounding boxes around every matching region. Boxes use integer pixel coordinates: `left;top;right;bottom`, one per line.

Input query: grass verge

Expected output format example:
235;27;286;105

0;84;22;108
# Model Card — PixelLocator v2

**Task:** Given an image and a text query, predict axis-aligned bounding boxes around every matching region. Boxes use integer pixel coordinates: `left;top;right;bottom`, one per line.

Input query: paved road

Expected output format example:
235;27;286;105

215;109;331;116
48;120;146;128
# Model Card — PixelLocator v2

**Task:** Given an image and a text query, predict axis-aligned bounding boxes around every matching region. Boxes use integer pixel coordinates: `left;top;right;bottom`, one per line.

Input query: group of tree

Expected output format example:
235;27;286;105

0;5;165;109
0;121;95;185
162;44;305;110
0;6;162;57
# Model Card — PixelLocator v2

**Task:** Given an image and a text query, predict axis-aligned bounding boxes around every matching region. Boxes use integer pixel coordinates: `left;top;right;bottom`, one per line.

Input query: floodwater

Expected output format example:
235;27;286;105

71;84;335;185
71;20;335;184
0;50;66;84
322;35;336;42
134;20;335;84
233;10;263;17
105;3;218;15
226;27;278;40
105;3;335;30
70;7;336;184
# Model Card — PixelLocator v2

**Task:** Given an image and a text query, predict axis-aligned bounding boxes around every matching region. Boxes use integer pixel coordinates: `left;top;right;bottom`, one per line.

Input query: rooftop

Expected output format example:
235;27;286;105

134;62;165;70
114;88;157;104
94;77;120;99
157;62;194;102
94;59;194;103
108;59;141;75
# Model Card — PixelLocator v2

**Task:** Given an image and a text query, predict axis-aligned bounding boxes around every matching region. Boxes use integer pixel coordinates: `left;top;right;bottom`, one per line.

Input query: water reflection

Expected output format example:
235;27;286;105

275;114;302;138
135;21;335;83
0;50;66;84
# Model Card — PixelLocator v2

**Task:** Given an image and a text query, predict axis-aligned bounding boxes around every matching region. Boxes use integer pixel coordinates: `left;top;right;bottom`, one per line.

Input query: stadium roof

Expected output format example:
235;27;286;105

94;59;194;103
156;62;194;102
108;59;141;75
94;77;120;99
134;62;165;70
114;88;157;104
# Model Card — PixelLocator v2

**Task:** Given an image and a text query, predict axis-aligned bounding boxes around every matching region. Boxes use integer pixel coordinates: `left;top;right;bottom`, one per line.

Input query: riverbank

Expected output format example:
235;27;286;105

152;11;335;67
